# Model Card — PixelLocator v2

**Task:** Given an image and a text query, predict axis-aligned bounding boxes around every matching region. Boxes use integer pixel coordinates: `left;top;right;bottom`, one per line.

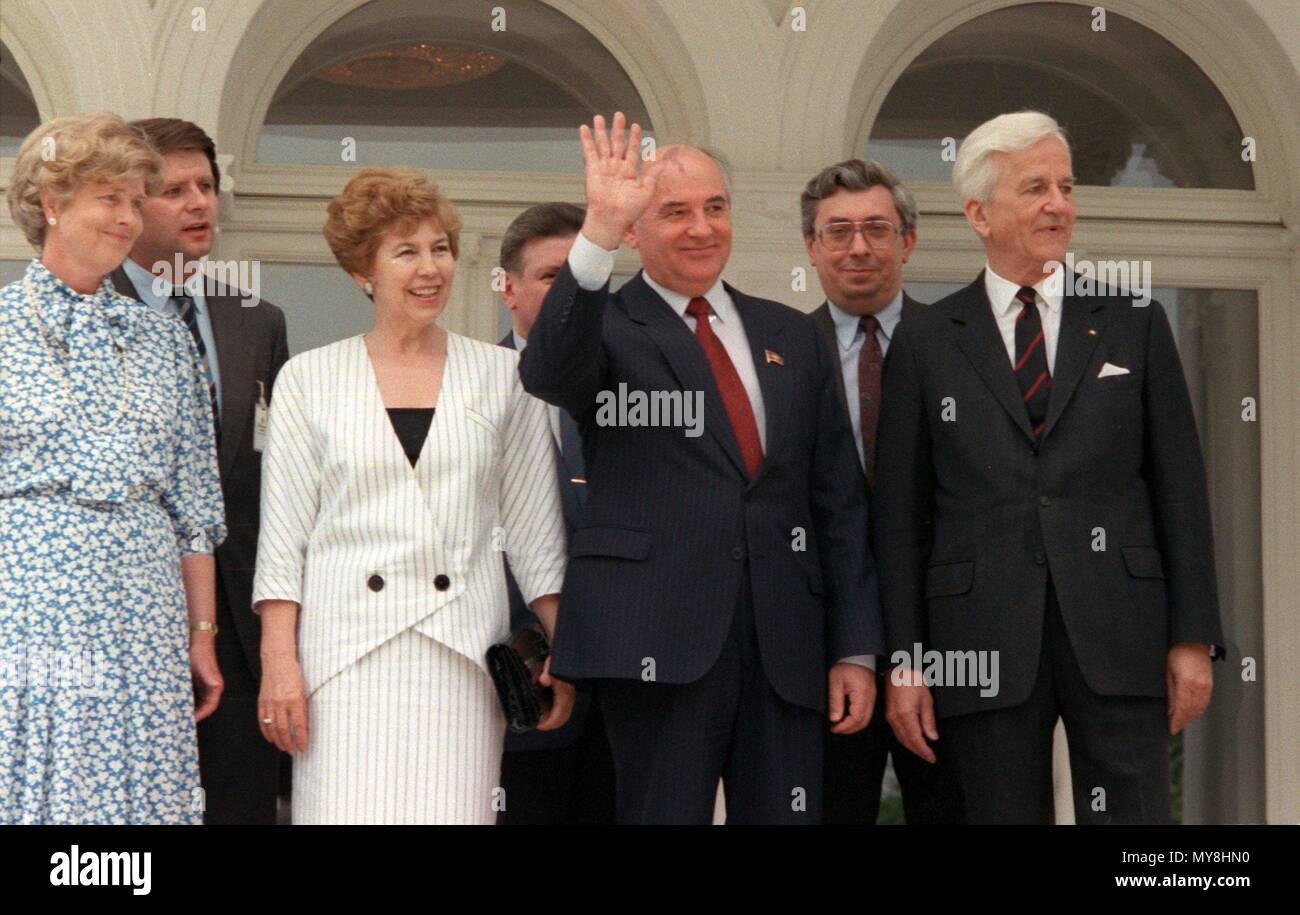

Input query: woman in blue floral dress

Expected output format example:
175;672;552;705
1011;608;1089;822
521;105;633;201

0;113;226;824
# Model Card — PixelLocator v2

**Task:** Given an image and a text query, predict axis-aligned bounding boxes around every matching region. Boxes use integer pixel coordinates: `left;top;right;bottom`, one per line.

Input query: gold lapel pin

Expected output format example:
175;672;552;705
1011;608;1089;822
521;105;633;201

765;349;784;365
1087;328;1097;336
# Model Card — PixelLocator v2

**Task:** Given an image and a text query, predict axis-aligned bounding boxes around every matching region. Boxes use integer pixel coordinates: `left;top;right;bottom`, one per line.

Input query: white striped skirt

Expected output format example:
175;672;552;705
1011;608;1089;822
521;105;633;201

292;629;506;824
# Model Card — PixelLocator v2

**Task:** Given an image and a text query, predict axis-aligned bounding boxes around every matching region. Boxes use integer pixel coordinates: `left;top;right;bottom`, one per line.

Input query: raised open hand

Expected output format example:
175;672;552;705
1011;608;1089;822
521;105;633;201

578;112;660;250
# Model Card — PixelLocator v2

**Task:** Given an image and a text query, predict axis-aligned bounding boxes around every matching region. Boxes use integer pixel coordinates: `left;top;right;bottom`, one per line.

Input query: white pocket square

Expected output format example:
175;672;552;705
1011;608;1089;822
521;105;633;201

1098;362;1130;378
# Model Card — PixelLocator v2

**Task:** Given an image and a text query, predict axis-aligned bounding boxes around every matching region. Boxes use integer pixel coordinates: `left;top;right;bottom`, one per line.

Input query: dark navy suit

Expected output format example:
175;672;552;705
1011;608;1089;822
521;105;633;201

110;266;289;825
519;264;882;823
812;295;965;825
873;273;1223;823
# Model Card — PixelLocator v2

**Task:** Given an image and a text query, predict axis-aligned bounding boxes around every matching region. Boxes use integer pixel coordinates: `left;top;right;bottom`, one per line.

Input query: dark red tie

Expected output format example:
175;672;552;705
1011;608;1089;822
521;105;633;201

686;297;763;477
857;315;883;488
1013;286;1052;438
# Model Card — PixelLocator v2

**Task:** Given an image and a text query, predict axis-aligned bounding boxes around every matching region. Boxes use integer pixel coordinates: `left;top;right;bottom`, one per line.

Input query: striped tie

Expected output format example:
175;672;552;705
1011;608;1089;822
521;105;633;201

171;292;220;442
1013;286;1051;438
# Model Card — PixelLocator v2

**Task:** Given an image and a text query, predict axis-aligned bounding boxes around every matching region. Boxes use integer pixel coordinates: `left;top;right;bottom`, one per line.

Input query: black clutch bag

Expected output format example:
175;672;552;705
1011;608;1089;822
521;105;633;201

486;626;554;732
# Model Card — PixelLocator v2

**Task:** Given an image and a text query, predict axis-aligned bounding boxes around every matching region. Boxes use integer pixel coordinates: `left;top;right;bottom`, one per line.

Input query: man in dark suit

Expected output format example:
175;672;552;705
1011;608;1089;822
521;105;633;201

802;159;963;825
495;202;616;825
519;113;882;824
874;111;1222;824
112;118;290;825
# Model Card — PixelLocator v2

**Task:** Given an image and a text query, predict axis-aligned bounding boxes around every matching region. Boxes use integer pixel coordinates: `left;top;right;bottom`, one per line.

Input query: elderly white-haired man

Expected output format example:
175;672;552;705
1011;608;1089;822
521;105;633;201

872;110;1223;823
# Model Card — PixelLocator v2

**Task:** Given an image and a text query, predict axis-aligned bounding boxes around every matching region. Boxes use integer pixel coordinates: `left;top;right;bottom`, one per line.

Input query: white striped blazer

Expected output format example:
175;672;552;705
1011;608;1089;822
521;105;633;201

252;332;567;696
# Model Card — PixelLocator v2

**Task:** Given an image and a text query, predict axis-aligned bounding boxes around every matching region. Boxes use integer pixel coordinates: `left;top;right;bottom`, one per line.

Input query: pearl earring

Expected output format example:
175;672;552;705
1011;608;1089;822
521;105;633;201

47;216;56;226
363;280;374;296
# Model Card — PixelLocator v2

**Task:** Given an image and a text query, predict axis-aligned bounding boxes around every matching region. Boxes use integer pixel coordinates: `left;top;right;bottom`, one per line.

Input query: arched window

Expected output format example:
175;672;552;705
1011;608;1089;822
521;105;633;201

867;2;1253;189
0;40;40;158
257;0;652;172
1;40;42;283
861;1;1267;824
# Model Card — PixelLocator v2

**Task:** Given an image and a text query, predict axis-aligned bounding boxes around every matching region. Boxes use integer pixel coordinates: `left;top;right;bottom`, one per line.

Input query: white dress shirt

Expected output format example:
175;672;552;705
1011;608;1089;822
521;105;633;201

567;232;766;449
825;292;903;470
984;263;1063;373
566;232;875;672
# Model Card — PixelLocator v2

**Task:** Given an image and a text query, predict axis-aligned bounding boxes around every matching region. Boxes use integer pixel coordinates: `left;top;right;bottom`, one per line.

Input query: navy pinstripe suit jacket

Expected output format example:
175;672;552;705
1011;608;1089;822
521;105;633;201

520;264;882;713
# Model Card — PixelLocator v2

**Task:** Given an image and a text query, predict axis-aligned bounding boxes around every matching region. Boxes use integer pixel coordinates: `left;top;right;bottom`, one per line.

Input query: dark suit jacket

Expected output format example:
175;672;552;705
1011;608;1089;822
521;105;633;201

111;267;290;681
871;272;1223;719
519;264;882;713
498;331;592;751
811;292;925;478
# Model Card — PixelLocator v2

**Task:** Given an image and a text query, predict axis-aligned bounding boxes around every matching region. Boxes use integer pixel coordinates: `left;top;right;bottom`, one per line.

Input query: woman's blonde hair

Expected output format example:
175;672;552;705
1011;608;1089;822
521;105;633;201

6;111;164;249
324;167;462;276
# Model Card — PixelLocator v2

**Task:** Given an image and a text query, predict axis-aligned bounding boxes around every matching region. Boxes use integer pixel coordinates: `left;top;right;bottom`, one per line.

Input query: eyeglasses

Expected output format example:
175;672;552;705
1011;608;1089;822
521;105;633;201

816;219;902;251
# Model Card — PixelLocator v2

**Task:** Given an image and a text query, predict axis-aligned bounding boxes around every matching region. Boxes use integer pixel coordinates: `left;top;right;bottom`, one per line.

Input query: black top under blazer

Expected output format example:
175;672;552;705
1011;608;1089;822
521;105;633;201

519;263;882;713
871;272;1223;719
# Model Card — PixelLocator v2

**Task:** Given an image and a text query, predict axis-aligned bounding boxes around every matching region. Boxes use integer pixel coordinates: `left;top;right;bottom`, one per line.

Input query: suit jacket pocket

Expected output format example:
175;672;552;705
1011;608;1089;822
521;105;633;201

464;405;499;436
1121;546;1165;579
925;560;974;598
569;526;652;560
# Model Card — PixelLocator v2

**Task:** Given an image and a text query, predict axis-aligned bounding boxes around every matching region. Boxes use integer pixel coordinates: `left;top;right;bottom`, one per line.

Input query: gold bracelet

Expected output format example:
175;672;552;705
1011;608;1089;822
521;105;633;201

190;621;219;634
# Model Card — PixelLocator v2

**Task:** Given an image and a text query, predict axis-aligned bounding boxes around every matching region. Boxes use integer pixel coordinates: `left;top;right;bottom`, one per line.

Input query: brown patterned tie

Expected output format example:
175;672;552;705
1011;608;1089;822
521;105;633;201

857;315;883;487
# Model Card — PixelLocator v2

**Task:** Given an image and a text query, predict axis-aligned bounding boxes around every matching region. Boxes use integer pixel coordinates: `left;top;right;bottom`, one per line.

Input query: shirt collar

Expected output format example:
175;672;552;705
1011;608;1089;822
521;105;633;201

25;259;135;350
641;271;733;323
27;257;116;304
825;291;904;350
985;261;1063;317
122;257;207;312
511;329;528;353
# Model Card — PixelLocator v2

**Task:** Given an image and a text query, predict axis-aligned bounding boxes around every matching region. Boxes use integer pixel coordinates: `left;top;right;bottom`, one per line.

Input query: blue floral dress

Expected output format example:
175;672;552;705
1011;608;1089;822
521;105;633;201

0;259;225;824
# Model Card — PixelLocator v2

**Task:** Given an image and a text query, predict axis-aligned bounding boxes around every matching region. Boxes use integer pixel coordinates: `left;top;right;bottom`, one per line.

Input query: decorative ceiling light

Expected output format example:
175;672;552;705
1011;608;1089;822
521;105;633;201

318;43;506;89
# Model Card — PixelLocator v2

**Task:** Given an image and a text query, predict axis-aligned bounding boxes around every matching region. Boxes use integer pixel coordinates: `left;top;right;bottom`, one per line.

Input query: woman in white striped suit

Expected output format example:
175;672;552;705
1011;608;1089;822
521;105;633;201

253;168;572;824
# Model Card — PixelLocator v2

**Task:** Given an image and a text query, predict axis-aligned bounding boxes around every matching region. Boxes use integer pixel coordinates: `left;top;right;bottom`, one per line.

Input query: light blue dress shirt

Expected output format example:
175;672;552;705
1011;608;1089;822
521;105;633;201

122;257;223;419
825;292;903;470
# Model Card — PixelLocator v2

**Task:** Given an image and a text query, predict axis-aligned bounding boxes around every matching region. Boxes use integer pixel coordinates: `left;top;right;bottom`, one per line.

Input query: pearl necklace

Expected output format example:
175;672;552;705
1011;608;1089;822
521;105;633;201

24;273;132;435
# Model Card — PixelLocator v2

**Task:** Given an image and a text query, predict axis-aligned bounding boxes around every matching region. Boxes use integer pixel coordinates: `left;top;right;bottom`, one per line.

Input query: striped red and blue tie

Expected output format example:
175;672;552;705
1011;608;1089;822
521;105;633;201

1013;286;1051;438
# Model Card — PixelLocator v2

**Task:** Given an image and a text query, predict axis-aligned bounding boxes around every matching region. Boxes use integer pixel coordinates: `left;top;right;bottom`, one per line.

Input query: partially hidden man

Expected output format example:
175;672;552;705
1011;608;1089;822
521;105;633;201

873;111;1223;824
112;119;290;825
496;202;616;825
803;159;962;825
519;113;882;824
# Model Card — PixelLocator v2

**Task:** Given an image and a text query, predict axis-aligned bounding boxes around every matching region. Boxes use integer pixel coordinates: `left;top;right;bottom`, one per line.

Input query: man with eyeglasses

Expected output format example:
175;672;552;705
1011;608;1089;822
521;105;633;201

802;159;964;825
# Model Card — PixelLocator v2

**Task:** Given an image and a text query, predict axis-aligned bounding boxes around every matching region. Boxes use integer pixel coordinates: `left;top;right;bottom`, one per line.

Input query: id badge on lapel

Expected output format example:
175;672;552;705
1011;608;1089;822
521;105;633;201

252;379;269;453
